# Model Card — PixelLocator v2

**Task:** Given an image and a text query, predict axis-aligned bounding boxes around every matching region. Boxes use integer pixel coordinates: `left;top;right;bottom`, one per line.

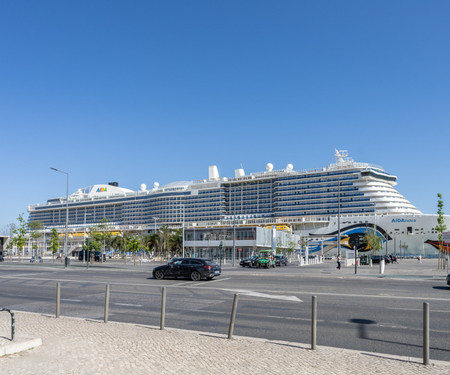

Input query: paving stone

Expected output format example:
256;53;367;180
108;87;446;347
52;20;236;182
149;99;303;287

0;311;449;374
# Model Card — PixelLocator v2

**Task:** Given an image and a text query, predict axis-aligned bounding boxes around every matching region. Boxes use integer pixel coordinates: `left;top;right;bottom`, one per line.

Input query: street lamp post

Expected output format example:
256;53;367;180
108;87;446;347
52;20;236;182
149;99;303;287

50;167;69;268
182;204;185;257
337;180;341;257
151;217;159;233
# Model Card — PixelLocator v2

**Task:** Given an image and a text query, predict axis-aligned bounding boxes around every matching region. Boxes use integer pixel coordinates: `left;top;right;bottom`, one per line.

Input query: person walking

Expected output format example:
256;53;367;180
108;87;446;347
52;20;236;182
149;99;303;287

336;255;341;270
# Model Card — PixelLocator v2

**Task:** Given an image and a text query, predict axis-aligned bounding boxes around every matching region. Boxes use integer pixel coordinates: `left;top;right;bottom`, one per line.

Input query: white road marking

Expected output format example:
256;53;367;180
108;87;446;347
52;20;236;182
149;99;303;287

222;289;302;302
114;303;143;307
61;299;82;302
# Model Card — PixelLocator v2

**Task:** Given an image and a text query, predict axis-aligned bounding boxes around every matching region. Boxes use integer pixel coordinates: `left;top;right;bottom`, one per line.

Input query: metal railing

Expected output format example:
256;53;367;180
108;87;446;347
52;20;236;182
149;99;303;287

52;282;432;365
0;308;15;341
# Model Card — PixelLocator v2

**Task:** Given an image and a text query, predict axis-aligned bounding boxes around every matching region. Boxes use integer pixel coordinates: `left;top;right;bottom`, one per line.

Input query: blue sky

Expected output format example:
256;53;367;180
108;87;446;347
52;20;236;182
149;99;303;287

1;1;449;233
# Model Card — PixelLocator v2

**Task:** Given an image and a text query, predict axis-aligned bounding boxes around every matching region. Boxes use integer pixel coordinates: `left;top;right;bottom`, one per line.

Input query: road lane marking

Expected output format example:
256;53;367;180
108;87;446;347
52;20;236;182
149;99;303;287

61;299;82;302
114;303;143;307
222;289;302;302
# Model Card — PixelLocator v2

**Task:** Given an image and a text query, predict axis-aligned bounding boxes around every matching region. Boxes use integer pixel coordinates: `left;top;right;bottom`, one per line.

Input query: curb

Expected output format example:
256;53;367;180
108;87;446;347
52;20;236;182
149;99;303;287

0;337;42;357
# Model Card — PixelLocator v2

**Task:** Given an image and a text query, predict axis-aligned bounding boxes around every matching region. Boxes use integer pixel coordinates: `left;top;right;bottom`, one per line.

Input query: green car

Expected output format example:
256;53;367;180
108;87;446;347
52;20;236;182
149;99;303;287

257;250;276;268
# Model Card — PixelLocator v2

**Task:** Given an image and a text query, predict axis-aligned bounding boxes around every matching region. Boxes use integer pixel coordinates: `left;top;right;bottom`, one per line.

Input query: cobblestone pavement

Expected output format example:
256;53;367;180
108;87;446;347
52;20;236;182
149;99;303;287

1;312;449;375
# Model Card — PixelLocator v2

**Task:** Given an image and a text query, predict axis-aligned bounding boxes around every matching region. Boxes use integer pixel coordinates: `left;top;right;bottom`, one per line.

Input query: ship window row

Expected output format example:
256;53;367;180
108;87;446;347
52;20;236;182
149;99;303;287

276;192;362;200
277;200;371;208
227;194;273;201
275;185;357;193
226;187;273;193
276;208;374;216
361;171;396;182
277;171;357;182
275;194;366;203
275;178;357;188
225;185;273;195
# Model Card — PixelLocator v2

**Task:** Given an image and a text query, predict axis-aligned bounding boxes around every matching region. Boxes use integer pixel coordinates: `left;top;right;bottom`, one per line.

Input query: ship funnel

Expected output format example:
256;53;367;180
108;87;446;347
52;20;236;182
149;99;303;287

209;165;220;180
235;168;245;178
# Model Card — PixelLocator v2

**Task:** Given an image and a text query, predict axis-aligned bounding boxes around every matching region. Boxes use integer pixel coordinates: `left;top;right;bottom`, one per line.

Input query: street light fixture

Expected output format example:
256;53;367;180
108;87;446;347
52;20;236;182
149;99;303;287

50;167;69;268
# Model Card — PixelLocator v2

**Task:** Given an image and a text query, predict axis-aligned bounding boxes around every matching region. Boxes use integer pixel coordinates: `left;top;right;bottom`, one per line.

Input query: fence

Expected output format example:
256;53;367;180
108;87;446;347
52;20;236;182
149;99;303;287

52;282;432;365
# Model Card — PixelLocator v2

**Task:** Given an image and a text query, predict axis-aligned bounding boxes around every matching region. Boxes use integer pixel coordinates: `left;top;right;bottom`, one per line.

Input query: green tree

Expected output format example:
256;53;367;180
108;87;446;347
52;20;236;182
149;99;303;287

126;234;142;266
436;193;447;269
12;214;28;261
91;217;112;263
169;228;183;257
49;228;60;264
144;232;160;259
28;221;44;262
364;228;383;254
158;226;172;258
112;235;126;261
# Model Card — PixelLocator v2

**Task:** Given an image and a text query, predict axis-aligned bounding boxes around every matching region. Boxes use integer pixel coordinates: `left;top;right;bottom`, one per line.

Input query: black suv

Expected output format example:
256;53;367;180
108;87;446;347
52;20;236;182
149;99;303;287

274;255;288;266
153;258;221;281
240;256;259;268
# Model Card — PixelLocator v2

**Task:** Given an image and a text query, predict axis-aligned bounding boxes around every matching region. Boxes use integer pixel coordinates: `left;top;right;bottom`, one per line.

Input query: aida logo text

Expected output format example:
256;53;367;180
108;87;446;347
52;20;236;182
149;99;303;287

391;218;416;223
96;187;108;192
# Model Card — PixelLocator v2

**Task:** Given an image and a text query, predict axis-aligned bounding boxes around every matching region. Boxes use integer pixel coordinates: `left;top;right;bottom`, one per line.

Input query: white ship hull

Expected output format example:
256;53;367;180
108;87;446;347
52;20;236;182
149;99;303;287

294;214;450;257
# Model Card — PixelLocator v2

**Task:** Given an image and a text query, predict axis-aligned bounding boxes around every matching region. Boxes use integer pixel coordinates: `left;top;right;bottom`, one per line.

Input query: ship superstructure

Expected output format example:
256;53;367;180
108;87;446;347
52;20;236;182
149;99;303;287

28;150;447;256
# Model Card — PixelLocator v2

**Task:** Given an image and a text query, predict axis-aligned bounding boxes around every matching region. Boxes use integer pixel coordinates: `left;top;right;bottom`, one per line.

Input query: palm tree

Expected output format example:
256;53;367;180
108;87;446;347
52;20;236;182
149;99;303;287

158;226;172;259
111;235;126;261
170;228;183;257
126;234;142;266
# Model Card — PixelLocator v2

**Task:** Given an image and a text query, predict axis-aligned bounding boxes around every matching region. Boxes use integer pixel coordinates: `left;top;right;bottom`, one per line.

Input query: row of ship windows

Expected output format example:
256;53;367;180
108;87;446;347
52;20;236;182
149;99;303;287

277;170;358;181
275;187;358;195
276;176;358;186
276;192;363;200
278;208;374;216
277;203;372;210
276;196;368;204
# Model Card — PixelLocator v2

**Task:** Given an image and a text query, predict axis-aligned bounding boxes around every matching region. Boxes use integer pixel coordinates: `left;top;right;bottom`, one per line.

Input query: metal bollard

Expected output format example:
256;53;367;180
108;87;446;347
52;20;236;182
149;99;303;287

56;282;61;318
423;302;429;365
228;294;239;339
160;287;166;330
311;296;317;350
104;284;110;323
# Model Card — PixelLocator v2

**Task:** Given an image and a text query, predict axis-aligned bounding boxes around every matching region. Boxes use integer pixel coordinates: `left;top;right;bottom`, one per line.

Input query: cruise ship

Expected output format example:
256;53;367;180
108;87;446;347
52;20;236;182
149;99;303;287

28;150;449;257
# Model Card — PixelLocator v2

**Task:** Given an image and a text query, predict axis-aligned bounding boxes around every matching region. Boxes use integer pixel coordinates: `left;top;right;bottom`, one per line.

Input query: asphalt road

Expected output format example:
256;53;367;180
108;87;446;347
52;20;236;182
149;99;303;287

0;260;449;362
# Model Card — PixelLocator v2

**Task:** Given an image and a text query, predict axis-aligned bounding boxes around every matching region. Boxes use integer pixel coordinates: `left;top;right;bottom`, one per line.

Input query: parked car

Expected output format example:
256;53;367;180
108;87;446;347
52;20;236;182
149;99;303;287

447;273;450;286
153;258;221;281
240;256;259;268
274;255;288;266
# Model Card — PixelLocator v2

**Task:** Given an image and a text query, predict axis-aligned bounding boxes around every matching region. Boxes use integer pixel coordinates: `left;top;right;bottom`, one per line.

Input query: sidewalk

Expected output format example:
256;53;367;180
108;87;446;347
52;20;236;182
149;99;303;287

332;258;449;279
1;312;449;374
